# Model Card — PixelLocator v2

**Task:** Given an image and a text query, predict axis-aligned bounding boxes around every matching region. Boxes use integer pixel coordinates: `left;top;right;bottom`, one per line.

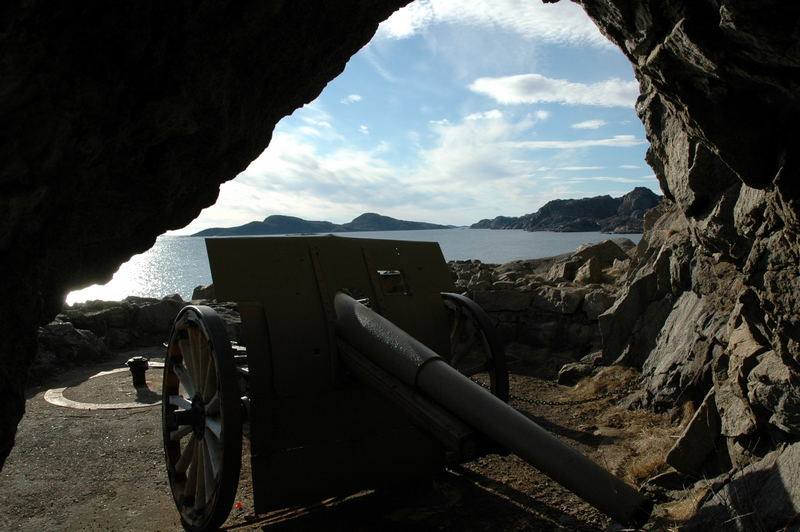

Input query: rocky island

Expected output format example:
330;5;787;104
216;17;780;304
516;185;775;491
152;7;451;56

192;212;453;237
472;187;662;233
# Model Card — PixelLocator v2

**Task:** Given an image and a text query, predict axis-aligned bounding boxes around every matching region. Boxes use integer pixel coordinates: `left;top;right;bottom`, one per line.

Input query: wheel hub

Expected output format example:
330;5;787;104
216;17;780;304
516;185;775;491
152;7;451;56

174;394;206;438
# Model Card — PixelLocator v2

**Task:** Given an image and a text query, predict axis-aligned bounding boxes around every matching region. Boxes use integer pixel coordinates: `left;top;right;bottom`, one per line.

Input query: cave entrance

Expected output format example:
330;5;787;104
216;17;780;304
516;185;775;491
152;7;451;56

67;1;654;305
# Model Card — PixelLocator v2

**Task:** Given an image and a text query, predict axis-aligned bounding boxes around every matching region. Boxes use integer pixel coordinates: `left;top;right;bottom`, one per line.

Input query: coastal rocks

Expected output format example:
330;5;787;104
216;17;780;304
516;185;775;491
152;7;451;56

58;295;186;349
471;187;662;234
32;295;242;382
453;240;633;375
31;322;111;382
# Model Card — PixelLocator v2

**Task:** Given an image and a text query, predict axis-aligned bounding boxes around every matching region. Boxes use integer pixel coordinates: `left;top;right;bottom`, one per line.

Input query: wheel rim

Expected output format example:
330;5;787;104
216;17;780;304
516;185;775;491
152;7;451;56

163;306;241;531
442;293;509;402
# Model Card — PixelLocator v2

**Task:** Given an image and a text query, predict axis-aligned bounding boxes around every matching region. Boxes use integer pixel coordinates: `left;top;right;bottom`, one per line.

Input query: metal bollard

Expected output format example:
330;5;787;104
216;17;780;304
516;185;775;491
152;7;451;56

126;356;150;387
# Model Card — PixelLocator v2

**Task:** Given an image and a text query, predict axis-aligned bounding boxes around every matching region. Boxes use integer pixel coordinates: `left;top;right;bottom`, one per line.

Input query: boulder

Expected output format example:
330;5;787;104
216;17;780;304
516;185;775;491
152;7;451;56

192;284;215;300
572;240;630;269
665;390;723;476
547;259;579;282
133;295;184;335
32;322;111;381
531;286;587;315
557;362;595;386
685;442;800;532
573;257;603;285
582;290;616;321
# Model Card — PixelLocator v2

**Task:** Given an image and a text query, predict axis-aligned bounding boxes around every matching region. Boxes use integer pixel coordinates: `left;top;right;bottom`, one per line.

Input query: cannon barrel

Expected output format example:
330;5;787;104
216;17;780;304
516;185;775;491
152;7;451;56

334;292;651;527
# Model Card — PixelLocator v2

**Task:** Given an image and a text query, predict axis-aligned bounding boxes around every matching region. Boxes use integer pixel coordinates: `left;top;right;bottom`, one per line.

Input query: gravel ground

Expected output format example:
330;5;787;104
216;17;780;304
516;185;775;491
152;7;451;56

0;345;668;531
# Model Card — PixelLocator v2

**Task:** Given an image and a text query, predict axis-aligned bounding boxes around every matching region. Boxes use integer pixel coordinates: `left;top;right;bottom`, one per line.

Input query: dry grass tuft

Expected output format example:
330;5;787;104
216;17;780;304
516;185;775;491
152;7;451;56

570;366;697;486
660;487;708;523
572;365;640;399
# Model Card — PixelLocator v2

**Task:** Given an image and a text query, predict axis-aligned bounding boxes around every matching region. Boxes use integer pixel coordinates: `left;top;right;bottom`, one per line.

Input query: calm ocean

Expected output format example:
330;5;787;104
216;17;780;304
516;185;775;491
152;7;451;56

65;229;642;304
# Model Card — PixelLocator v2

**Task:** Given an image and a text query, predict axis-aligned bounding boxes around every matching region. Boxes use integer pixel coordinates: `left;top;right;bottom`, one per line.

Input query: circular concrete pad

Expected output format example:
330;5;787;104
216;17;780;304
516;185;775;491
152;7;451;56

44;363;164;410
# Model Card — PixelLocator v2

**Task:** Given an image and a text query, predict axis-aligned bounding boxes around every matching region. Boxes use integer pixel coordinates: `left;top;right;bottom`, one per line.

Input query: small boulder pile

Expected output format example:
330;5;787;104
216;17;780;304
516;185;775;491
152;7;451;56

32;293;241;382
449;238;637;379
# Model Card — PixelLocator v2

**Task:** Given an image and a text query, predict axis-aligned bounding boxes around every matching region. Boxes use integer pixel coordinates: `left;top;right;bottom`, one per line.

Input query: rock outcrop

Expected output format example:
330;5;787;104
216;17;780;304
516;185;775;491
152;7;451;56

570;0;800;526
31;295;241;384
471;187;662;233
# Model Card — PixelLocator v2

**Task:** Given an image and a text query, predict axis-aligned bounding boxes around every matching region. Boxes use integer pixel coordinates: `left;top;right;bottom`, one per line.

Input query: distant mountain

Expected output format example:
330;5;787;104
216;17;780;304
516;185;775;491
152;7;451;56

471;187;662;234
192;212;453;237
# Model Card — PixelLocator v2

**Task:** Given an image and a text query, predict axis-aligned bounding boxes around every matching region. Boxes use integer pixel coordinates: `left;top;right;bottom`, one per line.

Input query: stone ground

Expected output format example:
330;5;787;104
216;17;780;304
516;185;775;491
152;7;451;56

0;345;688;531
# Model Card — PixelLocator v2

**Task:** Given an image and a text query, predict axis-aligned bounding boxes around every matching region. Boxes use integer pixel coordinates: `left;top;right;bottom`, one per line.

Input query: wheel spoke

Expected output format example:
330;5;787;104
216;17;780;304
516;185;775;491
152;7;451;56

190;328;211;388
205;392;220;416
169;394;192;411
202;356;216;402
175;436;196;474
206;416;222;440
202;441;216;502
170;425;193;441
204;430;221;478
173;364;196;398
194;441;206;511
184;440;199;492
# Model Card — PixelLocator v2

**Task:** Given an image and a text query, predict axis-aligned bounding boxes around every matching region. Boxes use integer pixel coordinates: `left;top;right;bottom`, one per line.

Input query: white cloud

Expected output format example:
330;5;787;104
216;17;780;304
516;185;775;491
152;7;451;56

571;119;607;129
341;94;363;104
535;110;551;121
359;125;370;135
179;103;649;232
470;74;639;108
619;164;642;169
508;135;646;150
379;0;608;47
465;109;503;120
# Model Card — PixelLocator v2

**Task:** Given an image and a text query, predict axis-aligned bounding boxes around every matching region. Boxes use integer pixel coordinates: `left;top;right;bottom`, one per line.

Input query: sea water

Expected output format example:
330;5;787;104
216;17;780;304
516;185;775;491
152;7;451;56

65;229;642;304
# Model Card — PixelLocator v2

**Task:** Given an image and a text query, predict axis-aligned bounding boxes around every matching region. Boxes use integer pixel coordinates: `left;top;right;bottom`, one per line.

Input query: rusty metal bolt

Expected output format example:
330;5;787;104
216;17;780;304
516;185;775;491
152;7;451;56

126;356;150;387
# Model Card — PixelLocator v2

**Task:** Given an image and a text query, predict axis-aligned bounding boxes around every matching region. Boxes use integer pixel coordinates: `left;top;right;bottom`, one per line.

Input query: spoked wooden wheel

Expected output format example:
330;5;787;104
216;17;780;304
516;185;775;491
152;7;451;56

163;305;242;532
442;292;509;402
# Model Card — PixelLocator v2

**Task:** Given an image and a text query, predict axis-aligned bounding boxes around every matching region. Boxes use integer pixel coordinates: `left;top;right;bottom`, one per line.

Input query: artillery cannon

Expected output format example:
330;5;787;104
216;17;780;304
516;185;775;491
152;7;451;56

161;236;650;531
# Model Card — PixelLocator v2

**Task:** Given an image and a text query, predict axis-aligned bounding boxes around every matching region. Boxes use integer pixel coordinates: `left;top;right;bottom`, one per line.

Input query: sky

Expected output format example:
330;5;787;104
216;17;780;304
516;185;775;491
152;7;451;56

174;0;656;234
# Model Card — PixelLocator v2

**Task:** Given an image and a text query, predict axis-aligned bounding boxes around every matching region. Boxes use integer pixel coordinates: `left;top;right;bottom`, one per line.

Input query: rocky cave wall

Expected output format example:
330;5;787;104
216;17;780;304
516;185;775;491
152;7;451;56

2;2;799;511
0;0;411;468
575;0;800;482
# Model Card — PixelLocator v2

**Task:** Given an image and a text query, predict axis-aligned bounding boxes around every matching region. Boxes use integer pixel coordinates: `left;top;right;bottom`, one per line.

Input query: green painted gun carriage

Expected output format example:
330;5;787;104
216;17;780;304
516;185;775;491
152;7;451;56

160;236;650;531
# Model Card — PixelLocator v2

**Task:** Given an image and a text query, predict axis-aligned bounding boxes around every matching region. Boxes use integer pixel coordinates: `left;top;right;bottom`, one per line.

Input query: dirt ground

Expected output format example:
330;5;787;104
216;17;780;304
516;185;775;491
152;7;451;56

0;345;685;531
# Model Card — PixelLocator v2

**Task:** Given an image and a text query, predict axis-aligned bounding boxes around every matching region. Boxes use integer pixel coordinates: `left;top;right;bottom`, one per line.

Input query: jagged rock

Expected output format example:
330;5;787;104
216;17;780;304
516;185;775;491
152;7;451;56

573;257;603;285
133;295;184;335
531;286;587;315
685;442;800;532
640;291;718;410
747;350;800;435
32;322;111;382
573;239;631;268
192;284;215;300
581;290;616;321
547;259;580;282
666;390;722;476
